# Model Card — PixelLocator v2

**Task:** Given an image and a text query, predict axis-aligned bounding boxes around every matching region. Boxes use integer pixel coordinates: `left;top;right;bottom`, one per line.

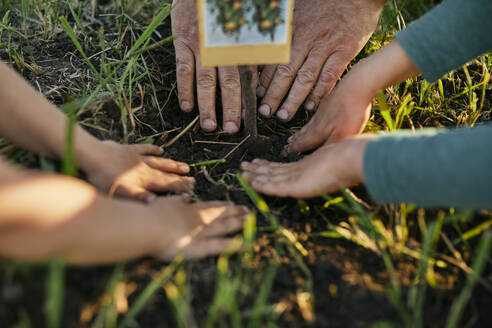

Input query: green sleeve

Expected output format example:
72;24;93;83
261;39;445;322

395;0;492;82
363;125;492;210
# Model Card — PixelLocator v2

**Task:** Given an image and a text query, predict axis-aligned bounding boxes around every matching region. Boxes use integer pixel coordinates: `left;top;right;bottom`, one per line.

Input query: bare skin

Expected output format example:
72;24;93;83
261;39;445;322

0;160;249;265
257;0;386;121
171;0;384;132
241;136;371;198
0;61;250;264
241;40;421;198
171;0;253;134
0;61;194;203
286;41;420;153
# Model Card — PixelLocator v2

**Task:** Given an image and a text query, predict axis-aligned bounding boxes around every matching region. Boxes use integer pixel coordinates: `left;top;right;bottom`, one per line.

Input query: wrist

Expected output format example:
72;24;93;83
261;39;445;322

75;132;109;176
346;135;375;184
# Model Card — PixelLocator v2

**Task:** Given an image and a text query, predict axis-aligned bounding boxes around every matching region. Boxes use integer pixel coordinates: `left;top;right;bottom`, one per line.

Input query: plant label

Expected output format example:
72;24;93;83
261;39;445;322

198;0;294;67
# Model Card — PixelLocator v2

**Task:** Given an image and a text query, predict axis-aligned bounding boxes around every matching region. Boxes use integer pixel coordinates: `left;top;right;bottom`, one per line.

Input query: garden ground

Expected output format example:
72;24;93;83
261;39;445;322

0;1;491;327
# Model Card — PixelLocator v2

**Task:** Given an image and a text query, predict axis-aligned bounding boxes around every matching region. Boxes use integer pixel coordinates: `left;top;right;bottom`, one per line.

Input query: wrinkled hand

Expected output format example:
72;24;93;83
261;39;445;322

150;196;250;260
86;141;195;203
241;136;373;198
257;0;385;121
172;0;247;134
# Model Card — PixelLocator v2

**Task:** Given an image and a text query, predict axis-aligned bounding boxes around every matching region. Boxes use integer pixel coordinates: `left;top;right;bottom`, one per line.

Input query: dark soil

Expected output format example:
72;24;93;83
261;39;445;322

1;15;491;328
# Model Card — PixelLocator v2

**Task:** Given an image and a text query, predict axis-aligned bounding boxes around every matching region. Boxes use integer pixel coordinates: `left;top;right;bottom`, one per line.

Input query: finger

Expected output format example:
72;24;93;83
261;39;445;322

286;119;335;153
305;52;348;111
257;64;276;98
143;157;190;174
113;184;157;203
218;66;241;134
248;175;296;198
203;215;248;237
198;203;249;224
275;49;326;121
146;171;196;193
258;41;309;118
174;40;195;112
129;144;164;156
240;160;289;175
196;56;217;132
183;238;237;259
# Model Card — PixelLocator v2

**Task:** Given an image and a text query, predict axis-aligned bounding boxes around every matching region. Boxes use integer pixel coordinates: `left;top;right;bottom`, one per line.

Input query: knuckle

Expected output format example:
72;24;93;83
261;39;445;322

319;70;338;85
177;62;193;76
276;64;296;79
296;69;316;85
221;76;241;90
197;73;216;89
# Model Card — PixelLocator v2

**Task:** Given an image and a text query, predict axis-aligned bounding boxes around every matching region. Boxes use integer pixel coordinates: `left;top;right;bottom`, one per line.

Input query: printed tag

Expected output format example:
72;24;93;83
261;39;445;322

198;0;294;67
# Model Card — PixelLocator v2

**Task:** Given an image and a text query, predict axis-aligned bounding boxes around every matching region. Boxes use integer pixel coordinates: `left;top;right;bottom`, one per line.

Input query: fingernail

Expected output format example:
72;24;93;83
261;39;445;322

146;194;157;203
256;86;266;97
202;119;217;131
259;104;271;117
277;109;289;120
181;101;192;112
242;172;251;179
224;121;239;134
180;164;190;171
240;161;249;169
305;101;315;111
288;135;293;143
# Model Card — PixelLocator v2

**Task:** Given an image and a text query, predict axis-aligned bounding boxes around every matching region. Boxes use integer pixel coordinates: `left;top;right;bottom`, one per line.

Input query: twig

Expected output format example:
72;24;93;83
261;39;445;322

239;65;257;137
163;115;199;148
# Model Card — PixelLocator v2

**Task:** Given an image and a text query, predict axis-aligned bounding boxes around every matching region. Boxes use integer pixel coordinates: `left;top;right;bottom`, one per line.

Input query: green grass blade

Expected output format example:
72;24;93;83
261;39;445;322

44;258;65;328
446;231;492;328
377;91;395;131
119;258;182;328
190;159;226;167
60;16;99;76
124;4;171;59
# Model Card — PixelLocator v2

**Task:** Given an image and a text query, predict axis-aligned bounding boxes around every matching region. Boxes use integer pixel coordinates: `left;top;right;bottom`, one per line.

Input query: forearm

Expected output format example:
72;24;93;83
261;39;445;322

0;166;159;265
363;125;492;209
342;40;421;99
0;62;105;173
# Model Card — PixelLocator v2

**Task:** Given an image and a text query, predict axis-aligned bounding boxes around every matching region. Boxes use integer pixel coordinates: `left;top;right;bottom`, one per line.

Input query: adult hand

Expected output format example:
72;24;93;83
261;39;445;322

256;0;385;121
171;0;244;134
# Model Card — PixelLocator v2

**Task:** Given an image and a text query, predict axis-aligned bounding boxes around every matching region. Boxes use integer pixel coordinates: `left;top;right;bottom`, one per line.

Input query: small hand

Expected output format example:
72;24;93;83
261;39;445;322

150;196;250;260
285;77;372;153
86;141;195;203
172;0;247;134
257;0;384;121
240;136;372;198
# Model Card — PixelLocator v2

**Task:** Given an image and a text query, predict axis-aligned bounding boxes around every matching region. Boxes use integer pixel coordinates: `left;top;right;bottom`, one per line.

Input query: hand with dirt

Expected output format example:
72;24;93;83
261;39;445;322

285;41;420;153
257;0;386;121
171;0;245;134
84;141;195;203
240;135;372;198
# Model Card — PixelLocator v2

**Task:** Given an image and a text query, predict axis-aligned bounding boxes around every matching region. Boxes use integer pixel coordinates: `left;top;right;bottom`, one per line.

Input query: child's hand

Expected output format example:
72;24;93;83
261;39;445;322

285;78;372;153
285;41;420;153
241;136;373;198
85;141;195;203
148;195;250;260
